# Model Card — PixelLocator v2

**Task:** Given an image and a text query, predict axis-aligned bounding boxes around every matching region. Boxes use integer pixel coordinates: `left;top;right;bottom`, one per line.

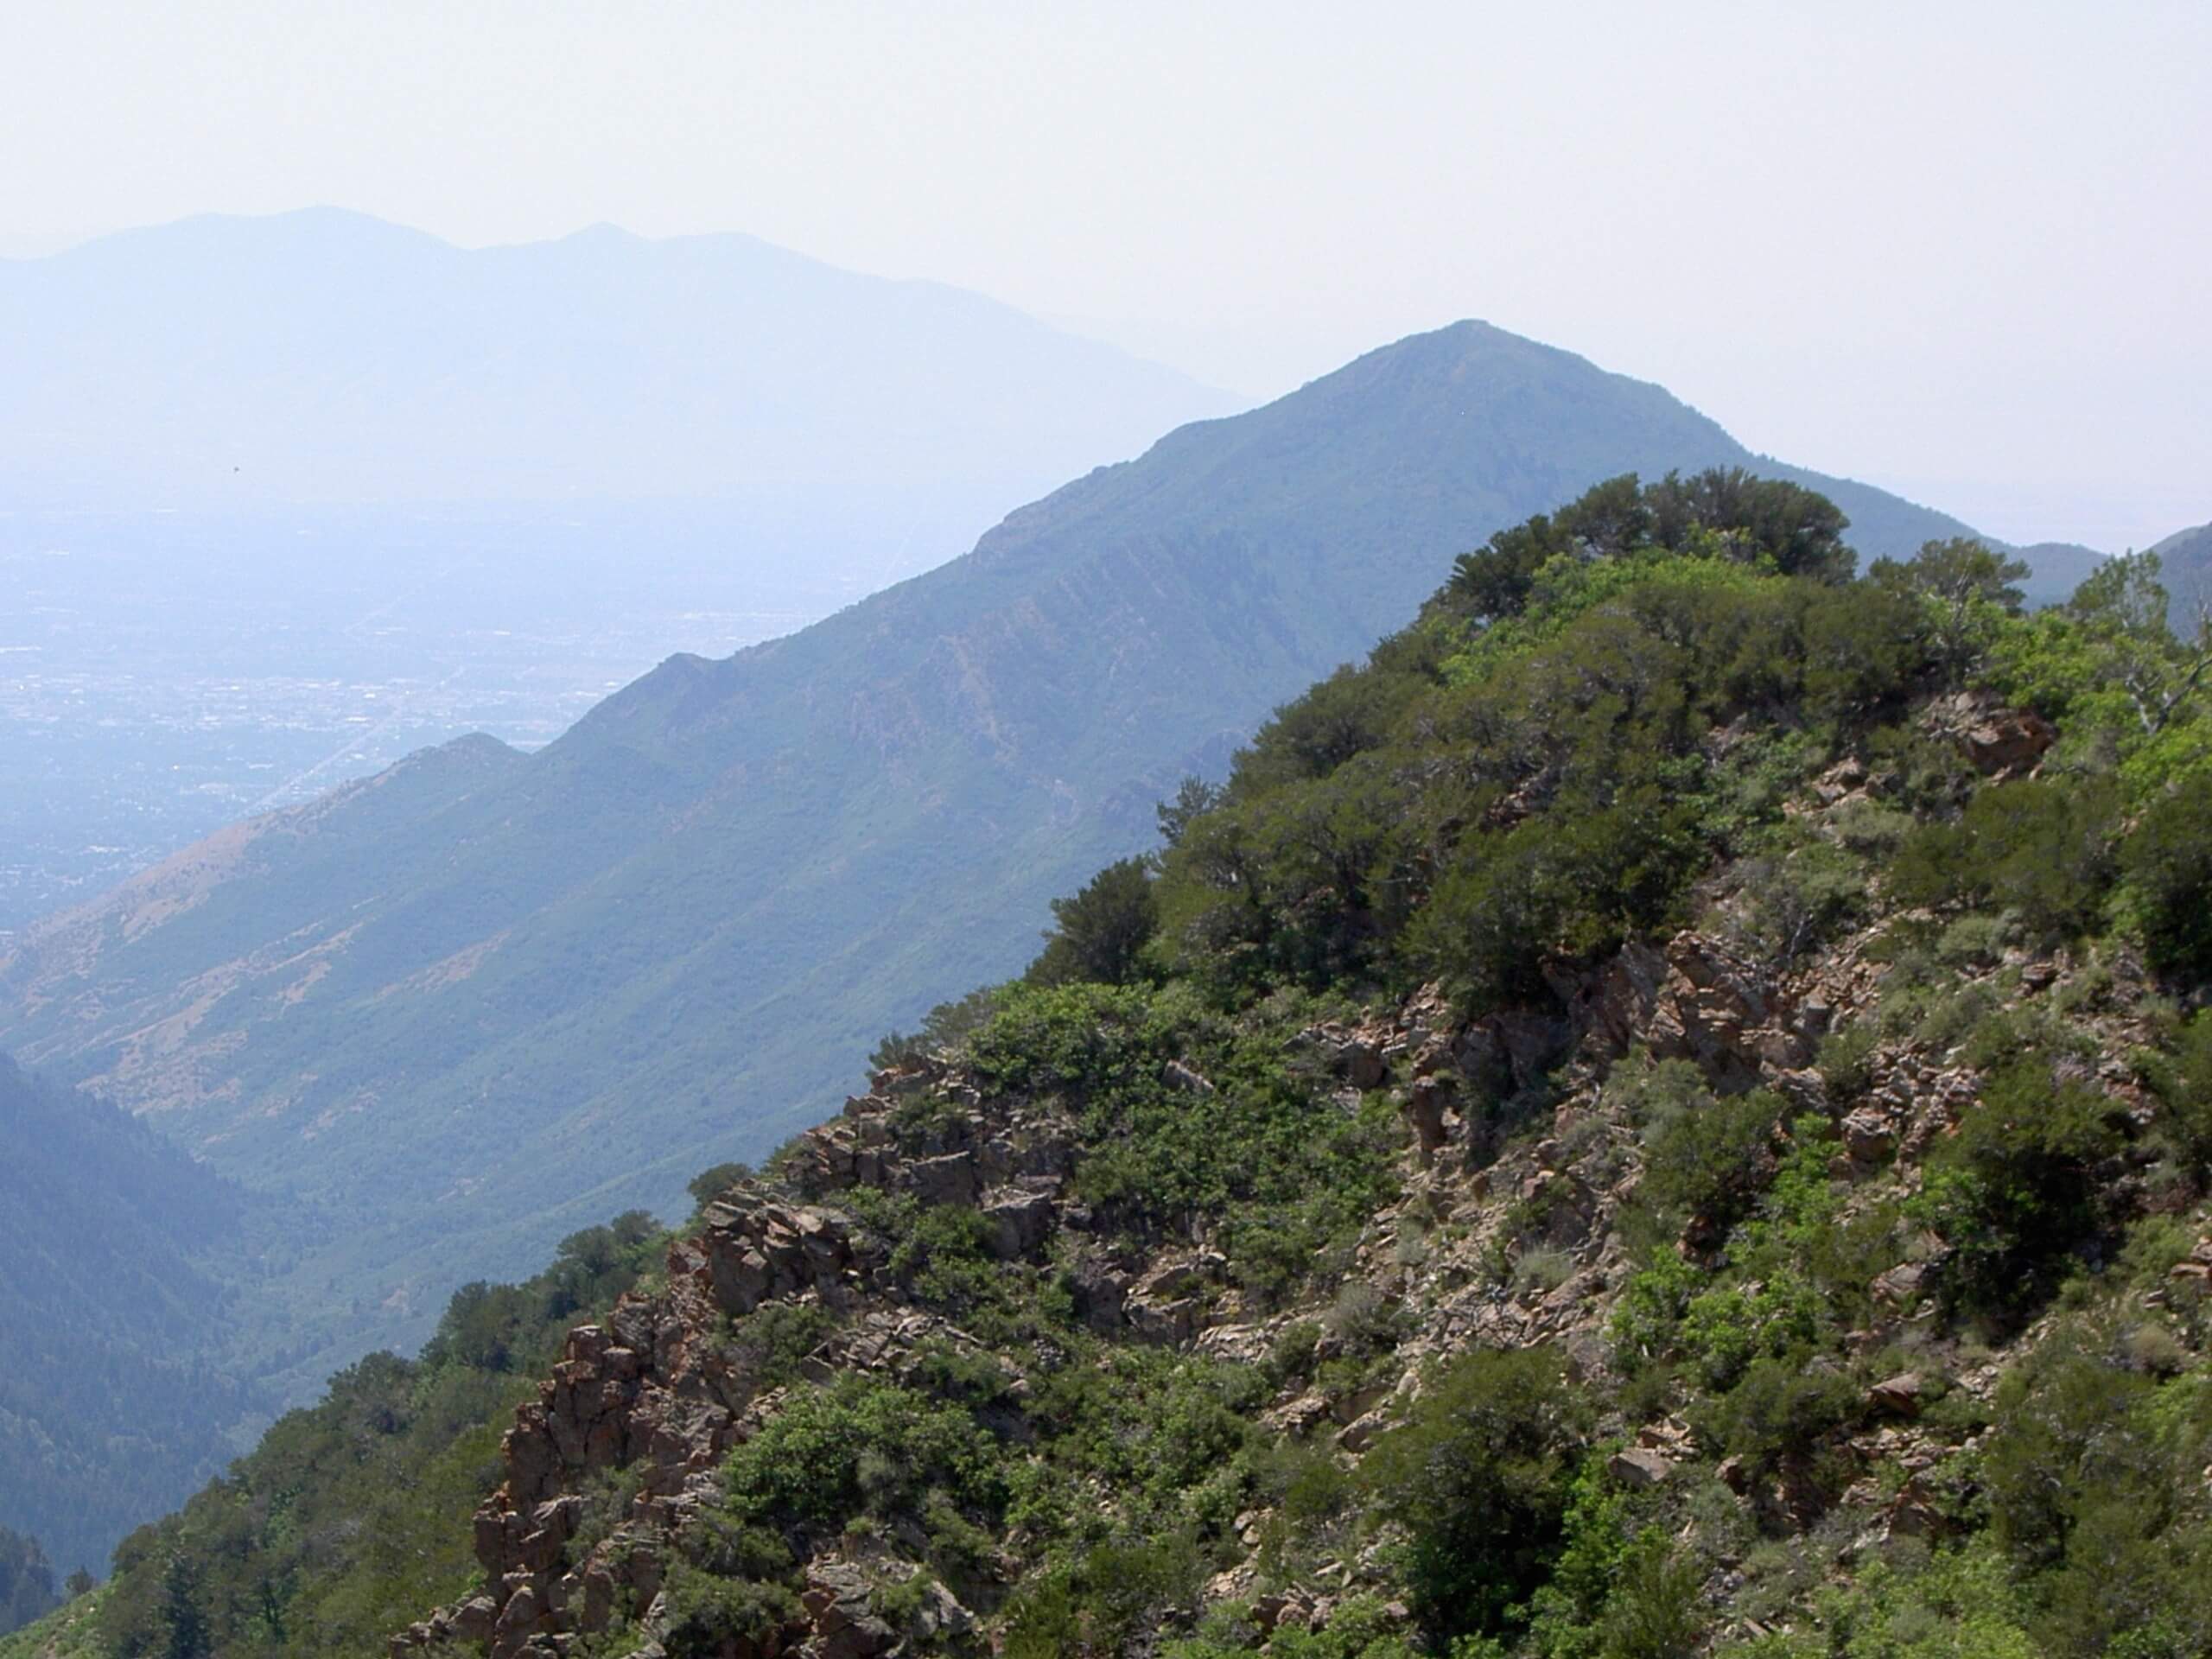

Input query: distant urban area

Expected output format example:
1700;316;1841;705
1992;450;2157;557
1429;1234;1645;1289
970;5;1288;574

0;505;876;938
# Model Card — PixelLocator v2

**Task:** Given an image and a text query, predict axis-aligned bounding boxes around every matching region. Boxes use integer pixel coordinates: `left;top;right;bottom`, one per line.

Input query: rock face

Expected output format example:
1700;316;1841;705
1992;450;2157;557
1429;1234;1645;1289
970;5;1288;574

1582;930;1827;1093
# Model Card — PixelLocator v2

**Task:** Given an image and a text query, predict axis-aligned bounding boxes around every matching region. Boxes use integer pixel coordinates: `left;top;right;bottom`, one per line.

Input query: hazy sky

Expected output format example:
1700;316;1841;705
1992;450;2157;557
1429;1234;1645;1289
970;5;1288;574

6;2;2206;550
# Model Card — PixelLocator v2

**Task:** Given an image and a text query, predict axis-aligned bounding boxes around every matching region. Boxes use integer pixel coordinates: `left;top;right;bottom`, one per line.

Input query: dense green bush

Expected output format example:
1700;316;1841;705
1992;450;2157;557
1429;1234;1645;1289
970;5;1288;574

1720;1542;2038;1658
1976;1332;2212;1654
1445;469;1853;626
1635;1087;1789;1238
1001;1533;1204;1658
1690;1356;1861;1484
1867;537;2030;679
1359;1347;1595;1643
2121;768;2212;983
658;1565;801;1659
1887;776;2121;942
868;985;1011;1072
1911;1058;2124;1316
721;1376;1005;1545
1027;857;1162;987
966;982;1401;1302
1154;472;1942;1016
2145;1012;2212;1180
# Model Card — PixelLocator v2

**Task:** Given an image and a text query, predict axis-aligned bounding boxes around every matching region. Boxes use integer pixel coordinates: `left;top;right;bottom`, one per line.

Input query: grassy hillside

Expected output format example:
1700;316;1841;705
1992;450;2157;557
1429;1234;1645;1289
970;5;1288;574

0;327;1994;1406
85;477;2212;1659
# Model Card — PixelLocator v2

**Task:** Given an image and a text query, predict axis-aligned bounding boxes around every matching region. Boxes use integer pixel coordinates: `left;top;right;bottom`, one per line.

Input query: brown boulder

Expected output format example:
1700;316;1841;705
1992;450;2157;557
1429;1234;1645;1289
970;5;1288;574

1869;1371;1926;1417
1608;1446;1674;1488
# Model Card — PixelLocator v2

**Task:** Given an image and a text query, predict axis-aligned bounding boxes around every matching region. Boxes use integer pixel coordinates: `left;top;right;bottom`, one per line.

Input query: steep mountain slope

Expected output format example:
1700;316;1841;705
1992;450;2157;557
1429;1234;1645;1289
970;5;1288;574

2011;539;2110;607
0;1057;277;1578
0;207;1233;563
0;324;1986;1389
0;1529;58;1639
2153;518;2212;628
53;481;2212;1659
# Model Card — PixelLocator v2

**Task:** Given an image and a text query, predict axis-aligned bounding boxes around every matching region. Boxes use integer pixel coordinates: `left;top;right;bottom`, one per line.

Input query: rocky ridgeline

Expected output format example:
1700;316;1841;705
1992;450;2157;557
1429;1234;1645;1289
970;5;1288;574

391;696;2198;1659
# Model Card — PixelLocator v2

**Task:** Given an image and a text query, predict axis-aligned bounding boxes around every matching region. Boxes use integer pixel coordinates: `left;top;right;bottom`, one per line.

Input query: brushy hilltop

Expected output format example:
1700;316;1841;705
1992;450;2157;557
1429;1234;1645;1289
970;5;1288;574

22;471;2212;1659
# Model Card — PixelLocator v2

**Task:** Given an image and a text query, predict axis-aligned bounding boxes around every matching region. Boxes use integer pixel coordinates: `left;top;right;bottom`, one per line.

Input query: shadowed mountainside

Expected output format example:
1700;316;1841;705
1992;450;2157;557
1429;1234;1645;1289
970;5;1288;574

0;1057;277;1578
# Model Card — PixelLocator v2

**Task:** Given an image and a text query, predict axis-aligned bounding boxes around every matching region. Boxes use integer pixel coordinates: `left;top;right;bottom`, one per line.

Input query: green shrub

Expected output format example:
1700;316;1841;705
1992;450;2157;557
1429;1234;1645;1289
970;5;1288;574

1717;1542;2036;1659
868;985;1010;1071
721;1377;1003;1544
1815;1023;1880;1103
1608;1251;1704;1371
2120;769;2212;984
1637;1088;1789;1237
685;1161;753;1211
724;1300;833;1389
1976;1332;2212;1653
1001;1534;1203;1658
1678;1274;1824;1389
674;1510;792;1580
1689;1356;1860;1484
1887;777;2120;942
2145;1012;2212;1179
1359;1347;1595;1643
1028;858;1162;987
1910;1058;2124;1315
1592;1529;1708;1659
1408;788;1703;1008
1734;841;1868;963
658;1566;801;1659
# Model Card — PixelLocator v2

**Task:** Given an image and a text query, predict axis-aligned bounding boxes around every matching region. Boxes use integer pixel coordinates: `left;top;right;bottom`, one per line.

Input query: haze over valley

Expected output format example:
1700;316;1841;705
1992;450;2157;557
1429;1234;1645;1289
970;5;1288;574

0;209;1235;935
3;6;2209;1655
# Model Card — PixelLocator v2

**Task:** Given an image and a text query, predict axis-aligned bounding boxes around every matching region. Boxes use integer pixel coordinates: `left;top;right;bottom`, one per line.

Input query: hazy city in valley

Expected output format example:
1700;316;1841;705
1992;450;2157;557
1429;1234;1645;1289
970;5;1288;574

2;7;2209;1658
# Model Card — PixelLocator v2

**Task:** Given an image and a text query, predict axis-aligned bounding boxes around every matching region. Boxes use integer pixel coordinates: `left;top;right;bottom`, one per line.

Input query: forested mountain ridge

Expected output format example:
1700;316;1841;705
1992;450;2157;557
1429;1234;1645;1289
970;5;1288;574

0;1058;278;1580
0;324;1999;1400
29;476;2212;1659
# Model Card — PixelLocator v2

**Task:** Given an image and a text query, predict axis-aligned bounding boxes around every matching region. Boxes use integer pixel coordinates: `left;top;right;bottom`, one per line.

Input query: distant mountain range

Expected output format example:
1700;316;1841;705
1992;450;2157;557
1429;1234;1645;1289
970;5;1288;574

0;207;1236;579
0;321;2012;1403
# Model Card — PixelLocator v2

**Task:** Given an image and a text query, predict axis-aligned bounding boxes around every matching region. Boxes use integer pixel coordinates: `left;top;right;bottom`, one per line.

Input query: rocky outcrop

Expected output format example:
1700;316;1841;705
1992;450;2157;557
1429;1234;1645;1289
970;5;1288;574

1923;688;2056;779
392;912;2181;1659
397;1063;1087;1659
1578;929;1834;1092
